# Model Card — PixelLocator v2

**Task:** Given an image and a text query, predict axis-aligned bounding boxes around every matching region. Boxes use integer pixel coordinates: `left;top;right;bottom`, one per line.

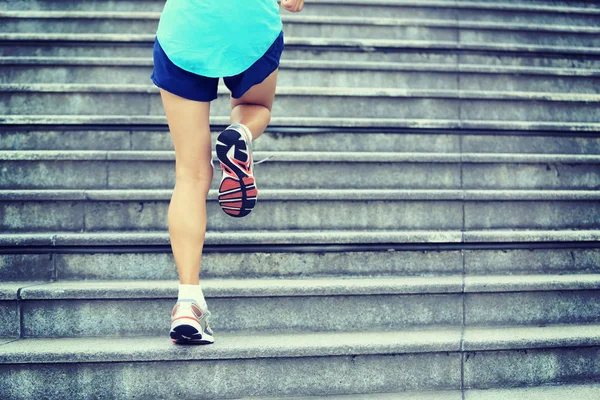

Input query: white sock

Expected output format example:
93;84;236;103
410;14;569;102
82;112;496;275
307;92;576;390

178;284;208;311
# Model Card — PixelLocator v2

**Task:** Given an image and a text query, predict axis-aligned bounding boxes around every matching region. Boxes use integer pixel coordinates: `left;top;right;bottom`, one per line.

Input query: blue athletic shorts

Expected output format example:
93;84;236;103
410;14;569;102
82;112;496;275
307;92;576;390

151;31;284;102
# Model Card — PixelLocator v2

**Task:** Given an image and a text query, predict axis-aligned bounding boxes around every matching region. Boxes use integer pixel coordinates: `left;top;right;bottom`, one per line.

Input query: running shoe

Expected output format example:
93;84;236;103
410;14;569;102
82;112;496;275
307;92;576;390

170;300;214;345
216;124;257;218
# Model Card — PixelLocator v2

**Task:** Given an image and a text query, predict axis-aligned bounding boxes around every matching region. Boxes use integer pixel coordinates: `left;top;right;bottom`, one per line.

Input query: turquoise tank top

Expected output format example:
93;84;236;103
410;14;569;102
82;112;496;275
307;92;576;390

156;0;283;78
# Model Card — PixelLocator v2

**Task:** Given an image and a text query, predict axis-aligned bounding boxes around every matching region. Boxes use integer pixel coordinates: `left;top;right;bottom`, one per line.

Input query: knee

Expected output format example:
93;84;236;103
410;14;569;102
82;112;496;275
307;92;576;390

175;165;214;190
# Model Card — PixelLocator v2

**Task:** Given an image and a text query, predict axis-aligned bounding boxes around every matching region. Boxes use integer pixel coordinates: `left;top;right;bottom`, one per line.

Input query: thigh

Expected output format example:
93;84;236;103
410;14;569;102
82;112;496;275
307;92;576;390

159;89;212;176
229;68;279;111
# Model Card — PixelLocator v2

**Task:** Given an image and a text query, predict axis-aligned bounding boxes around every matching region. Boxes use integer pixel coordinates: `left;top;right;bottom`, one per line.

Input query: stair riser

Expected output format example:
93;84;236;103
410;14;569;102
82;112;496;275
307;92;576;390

464;346;600;389
466;290;600;326
16;289;600;338
3;160;598;190
3;92;600;123
3;248;599;282
0;20;459;42
20;294;463;337
3;129;600;154
2;1;599;25
4;66;600;94
0;353;461;399
2;200;599;232
3;44;599;69
0;301;18;337
0;250;464;281
0;130;464;152
3;20;599;47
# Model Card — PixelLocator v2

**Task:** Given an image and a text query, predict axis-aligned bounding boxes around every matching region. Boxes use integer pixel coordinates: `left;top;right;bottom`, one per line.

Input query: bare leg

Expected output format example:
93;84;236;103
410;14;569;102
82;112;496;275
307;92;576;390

229;68;278;140
160;89;212;285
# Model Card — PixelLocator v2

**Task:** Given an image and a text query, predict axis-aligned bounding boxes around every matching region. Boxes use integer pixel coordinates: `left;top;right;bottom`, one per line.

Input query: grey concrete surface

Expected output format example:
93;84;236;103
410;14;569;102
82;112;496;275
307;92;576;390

463;346;600;389
0;254;53;281
463;324;600;351
0;351;461;399
2;114;600;132
0;128;463;152
0;329;463;363
465;290;600;326
18;277;463;300
4;151;600;190
465;383;600;399
5;62;599;94
19;291;462;337
465;248;600;275
2;85;600;123
53;249;463;280
3;192;600;232
4;229;600;248
2;127;600;154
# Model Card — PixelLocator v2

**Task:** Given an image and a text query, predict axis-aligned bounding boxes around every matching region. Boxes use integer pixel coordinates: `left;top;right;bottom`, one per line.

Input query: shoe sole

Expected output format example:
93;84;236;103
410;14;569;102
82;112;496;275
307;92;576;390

216;128;257;218
170;324;214;345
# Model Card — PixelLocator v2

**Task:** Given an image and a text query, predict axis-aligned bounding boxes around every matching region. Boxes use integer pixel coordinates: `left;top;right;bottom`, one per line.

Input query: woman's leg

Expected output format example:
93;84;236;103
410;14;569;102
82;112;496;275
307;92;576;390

160;89;212;286
229;68;278;140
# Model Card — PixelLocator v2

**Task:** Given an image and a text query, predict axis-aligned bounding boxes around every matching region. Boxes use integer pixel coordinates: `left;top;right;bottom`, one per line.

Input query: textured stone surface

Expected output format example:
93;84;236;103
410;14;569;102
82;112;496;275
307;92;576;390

465;383;600;399
0;351;461;399
54;249;463;280
22;277;461;337
463;346;600;389
465;248;600;275
0;329;462;363
0;300;19;337
249;391;462;400
0;253;53;281
465;290;600;326
464;324;600;351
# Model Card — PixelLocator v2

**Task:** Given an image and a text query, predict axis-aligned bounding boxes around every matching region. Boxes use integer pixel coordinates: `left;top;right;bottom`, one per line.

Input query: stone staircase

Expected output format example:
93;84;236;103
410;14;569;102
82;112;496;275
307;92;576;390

1;0;600;398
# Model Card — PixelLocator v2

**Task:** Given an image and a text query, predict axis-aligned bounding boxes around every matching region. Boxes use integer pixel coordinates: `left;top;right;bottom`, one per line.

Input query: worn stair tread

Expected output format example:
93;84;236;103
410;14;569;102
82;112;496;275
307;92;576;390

297;0;600;14
8;274;600;300
244;383;600;400
3;150;600;163
3;323;600;365
2;189;600;202
1;230;599;247
3;57;600;78
14;276;464;300
2;33;599;55
2;115;600;132
2;12;599;34
3;0;600;15
0;328;463;364
243;392;461;400
4;83;600;103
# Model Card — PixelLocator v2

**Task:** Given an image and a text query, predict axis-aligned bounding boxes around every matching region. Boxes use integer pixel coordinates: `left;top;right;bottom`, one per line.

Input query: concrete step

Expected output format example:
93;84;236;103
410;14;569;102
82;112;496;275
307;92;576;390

2;34;600;70
3;115;600;133
1;189;600;232
1;275;599;338
2;84;600;123
2;13;599;47
2;246;599;283
11;277;464;337
2;151;599;190
237;383;600;400
3;58;600;94
1;229;599;248
1;325;600;398
2;0;598;25
2;126;600;154
0;329;464;398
